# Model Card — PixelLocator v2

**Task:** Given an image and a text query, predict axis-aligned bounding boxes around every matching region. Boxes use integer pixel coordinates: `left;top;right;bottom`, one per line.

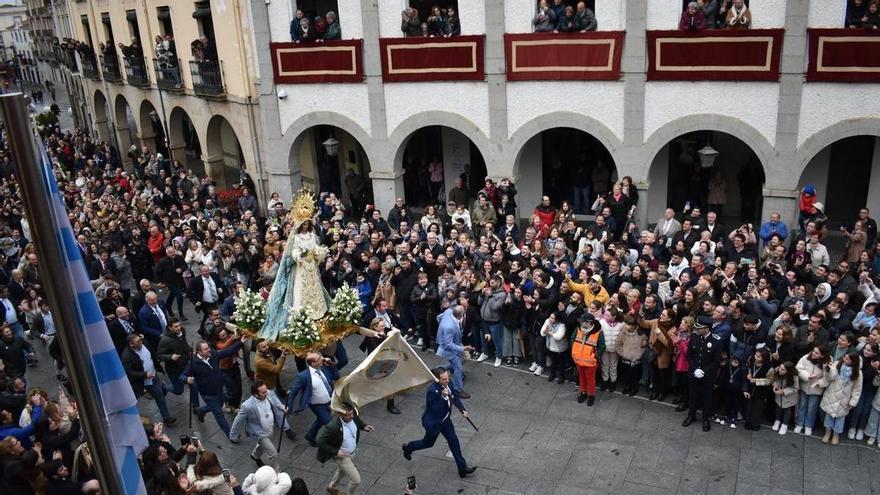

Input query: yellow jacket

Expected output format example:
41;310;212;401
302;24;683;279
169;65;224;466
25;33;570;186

566;279;609;306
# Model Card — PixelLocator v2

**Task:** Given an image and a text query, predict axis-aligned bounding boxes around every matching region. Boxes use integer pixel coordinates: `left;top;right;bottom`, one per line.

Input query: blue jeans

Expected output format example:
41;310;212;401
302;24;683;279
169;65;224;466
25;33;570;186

405;418;467;471
641;347;656;383
824;413;846;434
8;321;23;339
796;392;821;429
446;354;464;392
168;373;200;408
305;403;332;443
481;322;504;358
573;185;592;214
198;395;231;436
145;380;171;419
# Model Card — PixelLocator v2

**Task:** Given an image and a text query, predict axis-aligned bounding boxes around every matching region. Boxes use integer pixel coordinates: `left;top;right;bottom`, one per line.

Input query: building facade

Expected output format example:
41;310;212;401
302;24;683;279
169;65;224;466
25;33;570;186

66;0;265;197
249;0;880;230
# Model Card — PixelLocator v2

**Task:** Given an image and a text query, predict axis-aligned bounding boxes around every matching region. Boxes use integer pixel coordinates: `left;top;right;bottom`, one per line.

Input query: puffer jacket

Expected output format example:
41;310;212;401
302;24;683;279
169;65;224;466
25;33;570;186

479;288;506;323
614;326;645;362
796;354;829;396
820;364;863;418
241;466;292;495
772;373;799;409
600;319;623;353
187;467;233;495
540;318;569;353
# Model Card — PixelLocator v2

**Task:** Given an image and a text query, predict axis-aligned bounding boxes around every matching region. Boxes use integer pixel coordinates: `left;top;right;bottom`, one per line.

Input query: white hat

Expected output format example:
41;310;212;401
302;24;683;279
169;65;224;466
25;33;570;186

813;202;824;212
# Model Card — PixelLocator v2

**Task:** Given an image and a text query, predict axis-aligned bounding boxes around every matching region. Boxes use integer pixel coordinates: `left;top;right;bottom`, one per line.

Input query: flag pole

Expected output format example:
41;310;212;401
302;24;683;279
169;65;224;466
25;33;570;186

0;93;126;495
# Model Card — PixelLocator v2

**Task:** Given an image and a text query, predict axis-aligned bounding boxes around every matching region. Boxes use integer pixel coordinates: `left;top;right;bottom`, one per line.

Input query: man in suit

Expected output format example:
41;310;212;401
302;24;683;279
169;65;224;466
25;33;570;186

435;305;474;398
89;250;115;280
121;333;175;424
229;380;288;470
653;208;682;245
184;338;242;436
702;211;725;243
137;291;167;351
108;306;138;355
154;246;187;320
187;265;224;328
0;286;23;339
20;254;41;291
6;270;26;307
401;368;477;478
316;402;374;495
286;351;340;447
129;279;152;317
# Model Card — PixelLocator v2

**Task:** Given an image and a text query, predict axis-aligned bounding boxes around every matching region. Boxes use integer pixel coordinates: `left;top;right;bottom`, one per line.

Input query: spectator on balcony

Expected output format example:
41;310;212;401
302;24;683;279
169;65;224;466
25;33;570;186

323;11;341;40
550;0;567;26
847;0;869;28
679;2;707;31
860;1;880;29
200;37;217;61
420;22;431;37
290;9;307;41
293;18;318;43
427;6;446;37
575;2;598;32
444;7;461;36
402;8;421;37
555;6;578;33
724;0;751;29
699;0;719;28
533;0;557;32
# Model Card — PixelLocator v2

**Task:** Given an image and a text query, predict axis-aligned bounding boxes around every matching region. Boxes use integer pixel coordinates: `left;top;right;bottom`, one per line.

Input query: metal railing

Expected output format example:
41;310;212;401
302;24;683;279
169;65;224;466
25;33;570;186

100;54;122;82
80;51;99;79
124;56;149;86
189;59;224;97
153;57;183;90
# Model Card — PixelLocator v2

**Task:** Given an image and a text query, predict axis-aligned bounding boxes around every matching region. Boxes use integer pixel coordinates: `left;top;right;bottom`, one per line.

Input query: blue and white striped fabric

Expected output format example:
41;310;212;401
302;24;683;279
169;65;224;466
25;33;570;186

36;141;148;495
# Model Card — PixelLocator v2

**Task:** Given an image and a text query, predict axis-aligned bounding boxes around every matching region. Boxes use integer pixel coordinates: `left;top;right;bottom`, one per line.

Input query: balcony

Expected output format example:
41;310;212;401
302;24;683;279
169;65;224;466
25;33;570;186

504;32;624;81
378;35;485;83
270;39;364;84
80;51;99;79
189;60;224;97
646;29;784;81
100;54;122;82
153;57;183;91
807;29;880;82
124;56;149;86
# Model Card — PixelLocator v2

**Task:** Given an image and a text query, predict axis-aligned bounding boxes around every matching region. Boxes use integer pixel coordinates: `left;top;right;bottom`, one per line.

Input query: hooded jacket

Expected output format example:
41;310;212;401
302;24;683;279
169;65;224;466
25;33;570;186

241;466;292;495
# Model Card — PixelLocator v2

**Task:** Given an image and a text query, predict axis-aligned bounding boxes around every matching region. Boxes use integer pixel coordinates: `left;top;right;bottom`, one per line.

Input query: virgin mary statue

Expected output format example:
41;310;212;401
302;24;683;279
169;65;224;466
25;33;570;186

259;188;331;341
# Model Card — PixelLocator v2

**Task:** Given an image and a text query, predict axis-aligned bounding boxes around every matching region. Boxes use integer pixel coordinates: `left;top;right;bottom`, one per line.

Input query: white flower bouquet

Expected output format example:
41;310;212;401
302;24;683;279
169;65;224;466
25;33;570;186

233;289;267;334
327;283;363;328
280;307;321;347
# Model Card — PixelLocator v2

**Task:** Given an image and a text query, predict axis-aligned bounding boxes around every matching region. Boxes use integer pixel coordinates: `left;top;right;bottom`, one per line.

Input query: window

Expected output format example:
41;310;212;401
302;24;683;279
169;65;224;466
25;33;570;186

80;14;92;47
126;10;141;46
157;6;173;36
193;1;215;41
295;0;339;19
409;0;458;24
100;12;114;44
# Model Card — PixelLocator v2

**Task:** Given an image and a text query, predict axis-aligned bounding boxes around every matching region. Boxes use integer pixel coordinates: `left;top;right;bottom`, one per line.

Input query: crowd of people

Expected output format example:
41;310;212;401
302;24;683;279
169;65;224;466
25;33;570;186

401;5;462;37
847;0;880;29
533;0;597;33
289;9;342;43
679;0;751;31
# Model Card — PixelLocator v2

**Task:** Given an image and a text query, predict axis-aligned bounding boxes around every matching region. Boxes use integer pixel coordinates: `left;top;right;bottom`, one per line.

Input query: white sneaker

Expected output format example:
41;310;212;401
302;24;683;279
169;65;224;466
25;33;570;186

793;425;803;434
868;437;876;446
848;428;857;440
779;424;788;435
494;357;502;367
772;420;781;431
528;362;538;372
729;422;736;429
804;427;813;436
857;429;865;441
476;353;489;362
534;366;544;376
416;338;424;347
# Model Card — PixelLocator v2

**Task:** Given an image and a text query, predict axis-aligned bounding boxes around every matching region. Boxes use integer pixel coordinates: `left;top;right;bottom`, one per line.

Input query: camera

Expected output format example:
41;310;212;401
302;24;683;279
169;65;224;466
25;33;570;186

222;469;231;483
407;476;417;490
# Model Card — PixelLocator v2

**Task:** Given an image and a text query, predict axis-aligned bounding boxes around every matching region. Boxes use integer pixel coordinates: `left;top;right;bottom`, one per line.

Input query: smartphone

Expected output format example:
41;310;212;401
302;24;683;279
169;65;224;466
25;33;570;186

222;469;231;483
179;435;190;447
407;476;416;490
190;436;200;448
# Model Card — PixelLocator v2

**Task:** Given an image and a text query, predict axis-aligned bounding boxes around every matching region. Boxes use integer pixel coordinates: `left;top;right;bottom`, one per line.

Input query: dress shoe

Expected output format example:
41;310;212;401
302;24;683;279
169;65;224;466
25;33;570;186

180;315;188;322
577;393;587;403
599;380;607;391
250;453;264;468
163;416;177;425
195;409;206;423
547;374;556;383
682;416;695;427
657;394;667;402
402;444;412;461
556;377;565;384
628;387;638;396
674;403;688;412
702;419;711;432
586;395;595;406
326;488;343;495
608;382;616;392
458;391;471;399
458;466;477;478
672;396;683;405
306;437;317;447
285;429;297;440
387;403;401;414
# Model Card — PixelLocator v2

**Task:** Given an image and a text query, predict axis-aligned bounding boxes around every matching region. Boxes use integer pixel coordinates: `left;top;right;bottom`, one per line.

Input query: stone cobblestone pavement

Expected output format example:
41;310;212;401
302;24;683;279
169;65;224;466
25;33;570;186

24;297;880;495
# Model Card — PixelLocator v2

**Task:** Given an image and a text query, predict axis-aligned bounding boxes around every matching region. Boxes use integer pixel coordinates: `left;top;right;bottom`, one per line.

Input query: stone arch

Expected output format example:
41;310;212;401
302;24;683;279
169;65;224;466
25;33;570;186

205;114;244;190
283;112;374;174
138;99;164;156
643;114;775;184
92;89;112;145
387;111;491;175
508;112;623;179
795;119;880;182
168;106;204;171
113;94;138;161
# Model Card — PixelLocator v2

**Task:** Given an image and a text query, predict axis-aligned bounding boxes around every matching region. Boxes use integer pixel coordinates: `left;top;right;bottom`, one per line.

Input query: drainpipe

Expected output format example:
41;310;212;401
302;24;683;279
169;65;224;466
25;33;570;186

232;0;266;210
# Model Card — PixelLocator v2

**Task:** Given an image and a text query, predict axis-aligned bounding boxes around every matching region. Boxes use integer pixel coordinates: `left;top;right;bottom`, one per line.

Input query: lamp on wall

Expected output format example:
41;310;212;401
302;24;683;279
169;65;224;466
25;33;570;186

322;137;340;157
697;142;719;169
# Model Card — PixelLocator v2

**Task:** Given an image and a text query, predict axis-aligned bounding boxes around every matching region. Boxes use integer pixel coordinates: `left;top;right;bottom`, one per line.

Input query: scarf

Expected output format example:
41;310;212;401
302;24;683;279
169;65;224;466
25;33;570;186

840;364;853;383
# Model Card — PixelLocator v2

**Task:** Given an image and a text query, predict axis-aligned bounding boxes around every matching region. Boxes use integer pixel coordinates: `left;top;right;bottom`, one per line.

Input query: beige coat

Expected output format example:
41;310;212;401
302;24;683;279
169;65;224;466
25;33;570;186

795;354;829;396
771;372;799;409
615;326;646;362
820;364;863;418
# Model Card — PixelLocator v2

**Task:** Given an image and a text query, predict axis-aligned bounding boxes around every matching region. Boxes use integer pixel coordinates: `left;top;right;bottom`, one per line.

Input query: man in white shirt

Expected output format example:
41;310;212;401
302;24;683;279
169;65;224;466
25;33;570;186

230;381;287;470
653;208;682;245
286;352;340;446
188;265;224;327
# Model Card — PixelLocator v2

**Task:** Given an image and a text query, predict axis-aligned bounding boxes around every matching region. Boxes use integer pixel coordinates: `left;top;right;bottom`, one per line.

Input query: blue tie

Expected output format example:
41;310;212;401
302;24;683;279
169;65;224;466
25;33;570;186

317;369;332;395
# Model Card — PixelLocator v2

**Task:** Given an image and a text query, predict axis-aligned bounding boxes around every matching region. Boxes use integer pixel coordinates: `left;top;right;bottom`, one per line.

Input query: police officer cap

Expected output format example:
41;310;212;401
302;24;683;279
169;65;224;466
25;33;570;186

578;313;597;326
696;316;713;328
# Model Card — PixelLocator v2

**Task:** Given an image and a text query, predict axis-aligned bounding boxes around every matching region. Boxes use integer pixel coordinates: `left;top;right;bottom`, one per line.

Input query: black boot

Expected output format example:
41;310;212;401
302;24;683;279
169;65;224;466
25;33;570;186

608;381;616;393
577;392;587;403
587;395;595;406
387;399;401;415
